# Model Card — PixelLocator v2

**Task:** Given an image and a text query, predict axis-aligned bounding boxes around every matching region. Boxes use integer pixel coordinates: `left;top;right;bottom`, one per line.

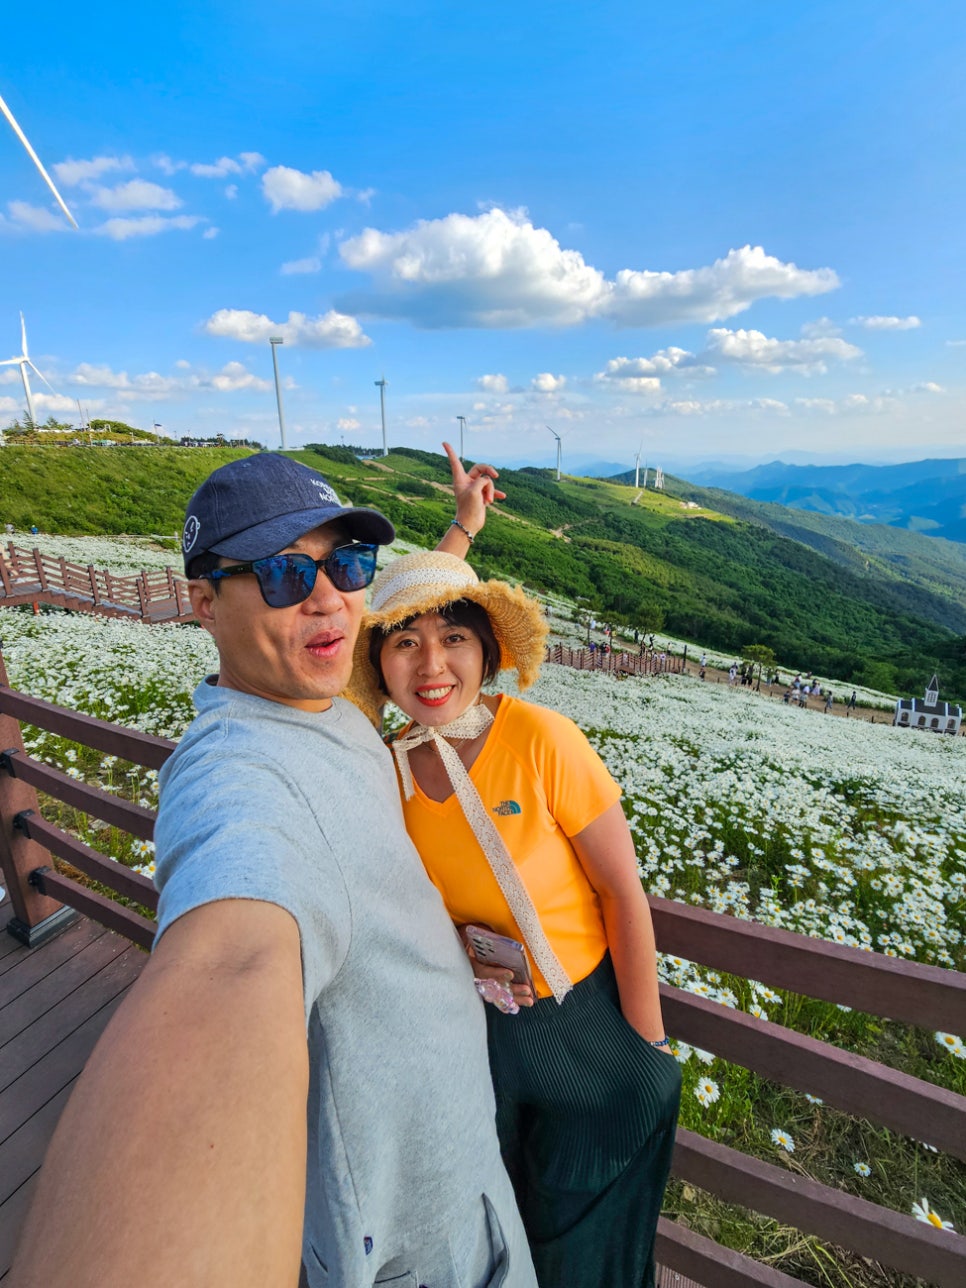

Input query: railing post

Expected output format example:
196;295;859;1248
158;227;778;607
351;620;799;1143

88;565;101;605
0;649;75;945
33;547;48;590
136;575;149;619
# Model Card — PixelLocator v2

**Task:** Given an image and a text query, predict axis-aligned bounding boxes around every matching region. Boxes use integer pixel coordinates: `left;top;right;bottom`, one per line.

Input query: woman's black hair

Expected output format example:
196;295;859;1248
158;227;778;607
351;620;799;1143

368;599;501;695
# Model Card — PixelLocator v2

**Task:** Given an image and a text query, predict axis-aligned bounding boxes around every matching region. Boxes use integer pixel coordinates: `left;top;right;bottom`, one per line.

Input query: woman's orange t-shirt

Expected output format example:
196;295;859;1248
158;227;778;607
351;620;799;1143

395;695;621;997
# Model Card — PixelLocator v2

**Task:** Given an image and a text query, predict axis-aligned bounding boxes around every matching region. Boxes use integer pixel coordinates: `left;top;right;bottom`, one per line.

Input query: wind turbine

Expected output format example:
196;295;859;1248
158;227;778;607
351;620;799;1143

634;441;643;489
1;313;60;427
546;425;562;481
0;91;78;229
375;375;388;456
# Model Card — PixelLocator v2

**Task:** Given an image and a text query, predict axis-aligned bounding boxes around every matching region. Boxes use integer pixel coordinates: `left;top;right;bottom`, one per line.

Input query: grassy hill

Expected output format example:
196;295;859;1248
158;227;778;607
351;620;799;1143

654;475;966;636
1;443;964;701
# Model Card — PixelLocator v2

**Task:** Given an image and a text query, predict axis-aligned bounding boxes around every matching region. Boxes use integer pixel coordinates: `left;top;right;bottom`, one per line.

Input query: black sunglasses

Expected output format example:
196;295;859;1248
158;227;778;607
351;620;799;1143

205;543;379;607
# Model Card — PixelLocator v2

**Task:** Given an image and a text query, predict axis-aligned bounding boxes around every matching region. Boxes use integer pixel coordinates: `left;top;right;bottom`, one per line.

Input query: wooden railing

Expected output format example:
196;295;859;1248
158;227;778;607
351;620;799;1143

545;642;686;677
0;543;193;624
1;656;964;1285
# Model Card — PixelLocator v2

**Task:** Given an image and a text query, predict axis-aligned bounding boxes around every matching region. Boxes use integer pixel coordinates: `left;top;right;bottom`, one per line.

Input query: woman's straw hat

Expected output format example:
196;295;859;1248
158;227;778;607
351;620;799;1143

346;550;549;724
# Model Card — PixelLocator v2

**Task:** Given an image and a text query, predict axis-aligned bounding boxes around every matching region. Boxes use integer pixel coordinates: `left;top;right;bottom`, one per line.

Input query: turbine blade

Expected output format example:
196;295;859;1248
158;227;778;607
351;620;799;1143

0;357;21;367
20;311;28;358
27;359;58;396
0;91;79;230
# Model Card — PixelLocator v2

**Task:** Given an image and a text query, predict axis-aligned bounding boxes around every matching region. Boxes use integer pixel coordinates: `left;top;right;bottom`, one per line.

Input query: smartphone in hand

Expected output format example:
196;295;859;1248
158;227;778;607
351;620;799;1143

464;925;535;994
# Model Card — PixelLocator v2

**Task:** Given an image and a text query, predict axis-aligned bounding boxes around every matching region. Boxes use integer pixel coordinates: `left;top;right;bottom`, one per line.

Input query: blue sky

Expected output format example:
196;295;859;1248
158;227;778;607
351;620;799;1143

2;1;964;470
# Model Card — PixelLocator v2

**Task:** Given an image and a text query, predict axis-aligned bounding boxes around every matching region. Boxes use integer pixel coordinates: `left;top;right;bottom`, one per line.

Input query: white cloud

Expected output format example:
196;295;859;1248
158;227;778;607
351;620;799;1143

476;373;509;393
71;364;132;389
339;207;606;327
608;245;839;327
596;349;715;390
795;393;894;416
281;255;322;275
53;154;134;186
3;201;70;233
262;165;343;213
203;227;220;240
225;184;238;200
32;393;77;413
912;381;945;394
656;396;791;417
531;372;566;392
205;361;271;392
203;307;371;349
68;360;270;398
337;417;361;432
152;154;185;176
601;372;662;395
849;315;921;330
337;209;838;329
94;215;205;241
190;152;265;178
88;180;183;212
800;317;842;339
703;327;862;374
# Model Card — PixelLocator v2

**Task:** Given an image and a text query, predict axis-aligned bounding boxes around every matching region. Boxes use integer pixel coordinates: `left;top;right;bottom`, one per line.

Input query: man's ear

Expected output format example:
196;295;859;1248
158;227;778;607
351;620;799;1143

188;578;218;633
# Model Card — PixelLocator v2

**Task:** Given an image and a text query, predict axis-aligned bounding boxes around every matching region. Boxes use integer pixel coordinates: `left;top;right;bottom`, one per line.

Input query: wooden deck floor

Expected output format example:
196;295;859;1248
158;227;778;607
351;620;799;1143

0;891;145;1279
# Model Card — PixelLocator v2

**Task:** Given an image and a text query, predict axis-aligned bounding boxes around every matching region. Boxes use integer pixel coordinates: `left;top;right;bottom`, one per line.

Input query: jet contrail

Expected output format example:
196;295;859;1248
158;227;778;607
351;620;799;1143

0;90;78;229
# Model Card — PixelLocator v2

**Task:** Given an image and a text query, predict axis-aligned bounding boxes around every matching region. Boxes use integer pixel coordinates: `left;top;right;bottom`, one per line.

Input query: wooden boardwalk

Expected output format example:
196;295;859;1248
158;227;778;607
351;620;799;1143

0;543;193;624
0;891;145;1279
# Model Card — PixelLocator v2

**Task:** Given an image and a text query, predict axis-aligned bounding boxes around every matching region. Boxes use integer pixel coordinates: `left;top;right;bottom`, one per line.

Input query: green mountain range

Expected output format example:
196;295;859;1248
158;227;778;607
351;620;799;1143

1;442;963;702
686;457;966;543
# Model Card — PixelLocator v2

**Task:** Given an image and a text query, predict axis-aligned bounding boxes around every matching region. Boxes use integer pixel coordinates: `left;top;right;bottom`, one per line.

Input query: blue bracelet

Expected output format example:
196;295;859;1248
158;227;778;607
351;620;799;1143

450;518;475;543
649;1036;671;1048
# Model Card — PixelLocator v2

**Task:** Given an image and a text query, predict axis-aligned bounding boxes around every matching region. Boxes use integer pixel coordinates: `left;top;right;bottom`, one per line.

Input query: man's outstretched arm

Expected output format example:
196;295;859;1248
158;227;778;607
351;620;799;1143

11;899;308;1288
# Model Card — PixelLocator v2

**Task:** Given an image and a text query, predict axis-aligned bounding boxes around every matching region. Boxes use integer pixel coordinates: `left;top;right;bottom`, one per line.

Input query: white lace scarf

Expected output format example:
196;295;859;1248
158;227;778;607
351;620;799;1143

391;703;572;1003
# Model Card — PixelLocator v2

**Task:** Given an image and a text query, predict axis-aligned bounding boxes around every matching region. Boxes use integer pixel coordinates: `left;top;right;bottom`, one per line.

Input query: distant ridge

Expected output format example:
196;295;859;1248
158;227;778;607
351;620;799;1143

677;457;966;543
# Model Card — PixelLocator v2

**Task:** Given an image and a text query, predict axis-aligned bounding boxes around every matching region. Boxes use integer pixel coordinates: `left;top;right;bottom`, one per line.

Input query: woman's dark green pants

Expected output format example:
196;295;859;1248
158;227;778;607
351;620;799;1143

486;954;681;1288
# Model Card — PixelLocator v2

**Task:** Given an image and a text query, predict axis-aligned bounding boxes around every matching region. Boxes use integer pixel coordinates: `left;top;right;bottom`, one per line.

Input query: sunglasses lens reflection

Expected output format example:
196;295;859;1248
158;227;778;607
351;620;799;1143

253;547;377;606
256;555;314;607
329;545;377;592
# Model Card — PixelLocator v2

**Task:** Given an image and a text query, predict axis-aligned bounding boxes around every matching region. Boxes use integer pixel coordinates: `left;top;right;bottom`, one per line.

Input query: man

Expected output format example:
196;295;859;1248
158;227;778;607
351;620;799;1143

12;450;536;1288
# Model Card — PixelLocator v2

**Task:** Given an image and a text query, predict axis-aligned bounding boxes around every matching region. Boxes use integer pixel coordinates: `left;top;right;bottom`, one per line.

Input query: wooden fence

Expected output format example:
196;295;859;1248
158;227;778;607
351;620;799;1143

0;543;192;624
545;642;686;677
1;652;965;1285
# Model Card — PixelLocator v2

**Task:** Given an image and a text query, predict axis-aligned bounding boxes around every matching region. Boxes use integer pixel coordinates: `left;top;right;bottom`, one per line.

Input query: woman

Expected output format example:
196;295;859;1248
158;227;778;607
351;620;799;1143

348;552;681;1288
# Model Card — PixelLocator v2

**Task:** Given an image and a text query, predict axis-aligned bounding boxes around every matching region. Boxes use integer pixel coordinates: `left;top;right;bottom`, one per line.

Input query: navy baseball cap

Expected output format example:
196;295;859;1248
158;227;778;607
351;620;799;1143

181;453;395;572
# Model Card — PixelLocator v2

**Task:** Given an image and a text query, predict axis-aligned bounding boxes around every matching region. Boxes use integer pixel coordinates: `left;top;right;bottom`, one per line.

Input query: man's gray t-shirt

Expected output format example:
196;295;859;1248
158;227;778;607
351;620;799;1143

154;681;526;1286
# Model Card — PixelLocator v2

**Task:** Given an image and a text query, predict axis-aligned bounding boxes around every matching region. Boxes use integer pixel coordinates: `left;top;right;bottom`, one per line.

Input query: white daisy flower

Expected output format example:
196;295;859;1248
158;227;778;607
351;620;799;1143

770;1128;795;1153
911;1197;954;1231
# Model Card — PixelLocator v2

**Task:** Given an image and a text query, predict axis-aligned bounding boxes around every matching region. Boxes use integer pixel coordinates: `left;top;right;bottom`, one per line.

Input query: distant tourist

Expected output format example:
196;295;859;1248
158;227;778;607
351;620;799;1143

825;692;834;713
848;690;857;712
